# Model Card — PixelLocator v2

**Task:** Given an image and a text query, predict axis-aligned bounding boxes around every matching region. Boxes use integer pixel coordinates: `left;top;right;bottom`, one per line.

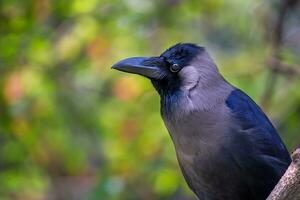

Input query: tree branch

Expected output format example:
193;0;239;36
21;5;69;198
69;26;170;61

266;58;300;77
267;148;300;200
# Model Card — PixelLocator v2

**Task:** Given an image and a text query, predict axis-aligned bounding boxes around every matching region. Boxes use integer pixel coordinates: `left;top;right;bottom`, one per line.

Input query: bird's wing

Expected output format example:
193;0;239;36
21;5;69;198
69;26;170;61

225;88;291;163
225;89;291;198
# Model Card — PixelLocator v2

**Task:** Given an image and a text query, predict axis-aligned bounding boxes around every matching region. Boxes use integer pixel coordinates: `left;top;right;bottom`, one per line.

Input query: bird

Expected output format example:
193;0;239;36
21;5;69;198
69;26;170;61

112;43;291;200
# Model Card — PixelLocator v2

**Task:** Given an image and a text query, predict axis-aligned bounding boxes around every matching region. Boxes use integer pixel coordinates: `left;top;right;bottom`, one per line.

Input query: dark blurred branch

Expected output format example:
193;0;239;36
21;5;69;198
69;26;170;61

261;0;300;110
267;148;300;200
266;58;300;77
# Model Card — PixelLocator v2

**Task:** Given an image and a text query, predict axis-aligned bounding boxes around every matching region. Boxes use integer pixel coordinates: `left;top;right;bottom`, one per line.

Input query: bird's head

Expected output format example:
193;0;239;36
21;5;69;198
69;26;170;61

112;43;222;96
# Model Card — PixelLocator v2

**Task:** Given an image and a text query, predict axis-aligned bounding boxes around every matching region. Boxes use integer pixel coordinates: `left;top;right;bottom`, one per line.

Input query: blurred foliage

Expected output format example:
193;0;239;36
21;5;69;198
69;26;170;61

0;0;300;199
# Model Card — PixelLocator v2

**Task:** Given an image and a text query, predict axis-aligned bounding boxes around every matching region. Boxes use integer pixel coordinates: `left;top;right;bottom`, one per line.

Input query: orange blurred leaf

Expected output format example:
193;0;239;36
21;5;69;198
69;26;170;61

120;119;140;141
4;72;24;103
112;77;142;101
86;37;110;61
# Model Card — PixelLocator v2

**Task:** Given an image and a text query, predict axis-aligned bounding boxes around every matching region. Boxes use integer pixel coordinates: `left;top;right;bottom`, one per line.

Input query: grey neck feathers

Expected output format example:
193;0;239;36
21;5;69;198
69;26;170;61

161;53;234;121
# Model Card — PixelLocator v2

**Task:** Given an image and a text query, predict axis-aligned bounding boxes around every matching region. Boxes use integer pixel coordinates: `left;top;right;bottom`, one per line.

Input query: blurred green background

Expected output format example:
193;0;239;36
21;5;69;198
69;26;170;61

0;0;300;199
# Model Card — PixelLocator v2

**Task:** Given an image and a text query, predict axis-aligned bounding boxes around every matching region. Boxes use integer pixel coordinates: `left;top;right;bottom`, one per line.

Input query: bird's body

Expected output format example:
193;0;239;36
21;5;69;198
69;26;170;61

161;86;290;200
112;43;291;200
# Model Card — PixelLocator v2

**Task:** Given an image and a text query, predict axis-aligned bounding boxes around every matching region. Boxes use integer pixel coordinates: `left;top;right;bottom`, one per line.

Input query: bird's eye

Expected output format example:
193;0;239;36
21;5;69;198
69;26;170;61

170;63;180;73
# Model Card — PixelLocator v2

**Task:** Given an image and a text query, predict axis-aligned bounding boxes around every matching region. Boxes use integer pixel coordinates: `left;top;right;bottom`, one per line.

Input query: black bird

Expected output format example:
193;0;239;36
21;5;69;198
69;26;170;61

112;43;291;200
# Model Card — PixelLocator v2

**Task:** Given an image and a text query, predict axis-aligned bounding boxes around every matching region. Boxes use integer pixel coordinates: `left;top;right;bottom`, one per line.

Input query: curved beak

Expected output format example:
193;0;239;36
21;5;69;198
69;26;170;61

112;57;164;79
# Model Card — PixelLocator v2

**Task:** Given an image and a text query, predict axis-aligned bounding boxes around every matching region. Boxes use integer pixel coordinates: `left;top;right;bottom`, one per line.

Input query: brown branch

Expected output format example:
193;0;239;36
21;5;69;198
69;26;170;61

267;148;300;200
266;58;300;77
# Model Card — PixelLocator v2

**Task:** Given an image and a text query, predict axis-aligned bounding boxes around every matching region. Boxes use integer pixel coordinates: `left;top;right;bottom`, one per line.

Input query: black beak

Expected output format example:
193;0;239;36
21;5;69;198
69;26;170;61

112;57;164;79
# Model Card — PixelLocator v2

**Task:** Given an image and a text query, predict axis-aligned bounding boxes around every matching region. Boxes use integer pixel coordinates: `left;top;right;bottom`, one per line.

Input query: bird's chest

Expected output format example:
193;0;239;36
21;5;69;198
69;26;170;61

169;118;229;177
163;109;231;156
162;109;238;196
173;132;237;199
